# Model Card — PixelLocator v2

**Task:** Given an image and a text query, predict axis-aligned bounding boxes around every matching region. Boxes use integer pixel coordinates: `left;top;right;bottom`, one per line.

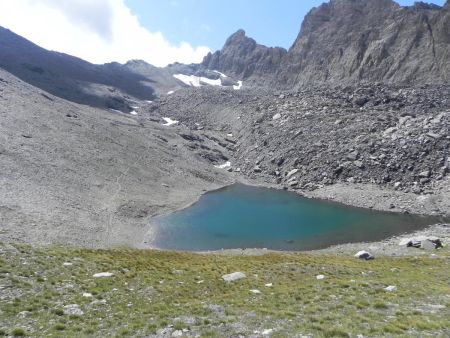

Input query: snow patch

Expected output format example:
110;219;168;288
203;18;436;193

173;74;222;87
162;117;179;126
213;70;228;78
130;110;138;115
214;161;231;169
233;80;243;90
167;90;174;95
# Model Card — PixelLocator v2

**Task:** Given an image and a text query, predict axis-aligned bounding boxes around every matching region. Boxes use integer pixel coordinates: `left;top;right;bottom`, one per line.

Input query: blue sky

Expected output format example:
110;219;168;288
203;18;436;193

126;0;446;51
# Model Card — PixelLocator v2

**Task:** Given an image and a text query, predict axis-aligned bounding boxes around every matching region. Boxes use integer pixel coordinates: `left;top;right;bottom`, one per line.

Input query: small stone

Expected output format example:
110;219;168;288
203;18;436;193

90;299;107;306
272;113;282;120
286;169;299;178
420;239;436;250
222;272;246;282
17;311;31;318
93;272;114;278
250;289;261;294
172;330;183;337
82;293;93;298
63;262;73;266
384;285;397;292
262;328;274;335
354;251;374;260
354;160;364;169
418;170;431;178
265;283;273;287
316;275;325;280
63;304;84;316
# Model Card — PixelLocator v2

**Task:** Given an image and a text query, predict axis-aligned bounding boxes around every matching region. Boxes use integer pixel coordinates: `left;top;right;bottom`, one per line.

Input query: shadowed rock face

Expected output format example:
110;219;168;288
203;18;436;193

0;27;183;111
202;0;450;87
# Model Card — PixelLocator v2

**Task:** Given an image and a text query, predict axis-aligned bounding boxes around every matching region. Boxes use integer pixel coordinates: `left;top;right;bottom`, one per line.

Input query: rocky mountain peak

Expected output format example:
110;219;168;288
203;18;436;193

223;29;248;46
201;29;287;82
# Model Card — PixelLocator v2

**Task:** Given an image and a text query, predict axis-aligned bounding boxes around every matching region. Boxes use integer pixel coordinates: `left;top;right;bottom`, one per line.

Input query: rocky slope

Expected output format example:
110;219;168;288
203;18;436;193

0;68;233;247
148;84;450;216
202;0;450;87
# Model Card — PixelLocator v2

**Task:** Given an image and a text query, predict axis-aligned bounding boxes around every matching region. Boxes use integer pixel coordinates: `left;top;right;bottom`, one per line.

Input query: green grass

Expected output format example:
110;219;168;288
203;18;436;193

0;242;449;337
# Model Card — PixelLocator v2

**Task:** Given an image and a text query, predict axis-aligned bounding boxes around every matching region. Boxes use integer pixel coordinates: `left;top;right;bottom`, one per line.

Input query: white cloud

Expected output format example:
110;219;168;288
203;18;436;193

0;0;211;67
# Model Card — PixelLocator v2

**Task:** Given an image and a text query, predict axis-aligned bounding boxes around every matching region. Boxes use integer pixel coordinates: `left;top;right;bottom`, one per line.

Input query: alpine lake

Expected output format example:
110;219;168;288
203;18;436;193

150;184;445;251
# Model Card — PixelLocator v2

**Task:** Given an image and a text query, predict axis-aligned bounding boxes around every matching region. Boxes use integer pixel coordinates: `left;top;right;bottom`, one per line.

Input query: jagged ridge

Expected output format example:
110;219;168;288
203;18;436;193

202;0;450;87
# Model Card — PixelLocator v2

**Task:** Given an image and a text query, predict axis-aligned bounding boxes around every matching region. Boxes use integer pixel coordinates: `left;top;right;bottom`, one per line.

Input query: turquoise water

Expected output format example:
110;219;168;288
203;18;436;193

150;184;444;251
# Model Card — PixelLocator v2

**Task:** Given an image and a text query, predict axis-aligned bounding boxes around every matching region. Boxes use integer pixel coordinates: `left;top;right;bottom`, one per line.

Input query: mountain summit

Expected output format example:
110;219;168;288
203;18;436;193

201;29;287;85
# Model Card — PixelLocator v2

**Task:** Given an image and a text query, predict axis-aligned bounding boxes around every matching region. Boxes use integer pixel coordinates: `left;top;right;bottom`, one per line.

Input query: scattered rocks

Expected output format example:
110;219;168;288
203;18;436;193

222;271;246;282
399;237;443;249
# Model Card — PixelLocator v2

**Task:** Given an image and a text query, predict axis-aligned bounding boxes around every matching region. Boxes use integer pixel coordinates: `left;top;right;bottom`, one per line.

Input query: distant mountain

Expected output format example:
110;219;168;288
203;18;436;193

0;27;184;111
202;0;450;87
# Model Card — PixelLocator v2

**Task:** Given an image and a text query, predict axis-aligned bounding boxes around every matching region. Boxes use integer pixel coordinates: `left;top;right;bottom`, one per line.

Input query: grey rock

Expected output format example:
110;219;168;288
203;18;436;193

222;272;246;282
63;304;84;316
286;169;299;179
354;250;374;260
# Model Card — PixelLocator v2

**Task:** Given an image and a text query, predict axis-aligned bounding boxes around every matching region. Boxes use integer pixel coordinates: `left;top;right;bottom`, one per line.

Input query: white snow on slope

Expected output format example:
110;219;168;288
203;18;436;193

162;117;179;126
173;74;222;87
233;81;243;90
214;161;231;169
167;90;174;95
213;70;228;78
